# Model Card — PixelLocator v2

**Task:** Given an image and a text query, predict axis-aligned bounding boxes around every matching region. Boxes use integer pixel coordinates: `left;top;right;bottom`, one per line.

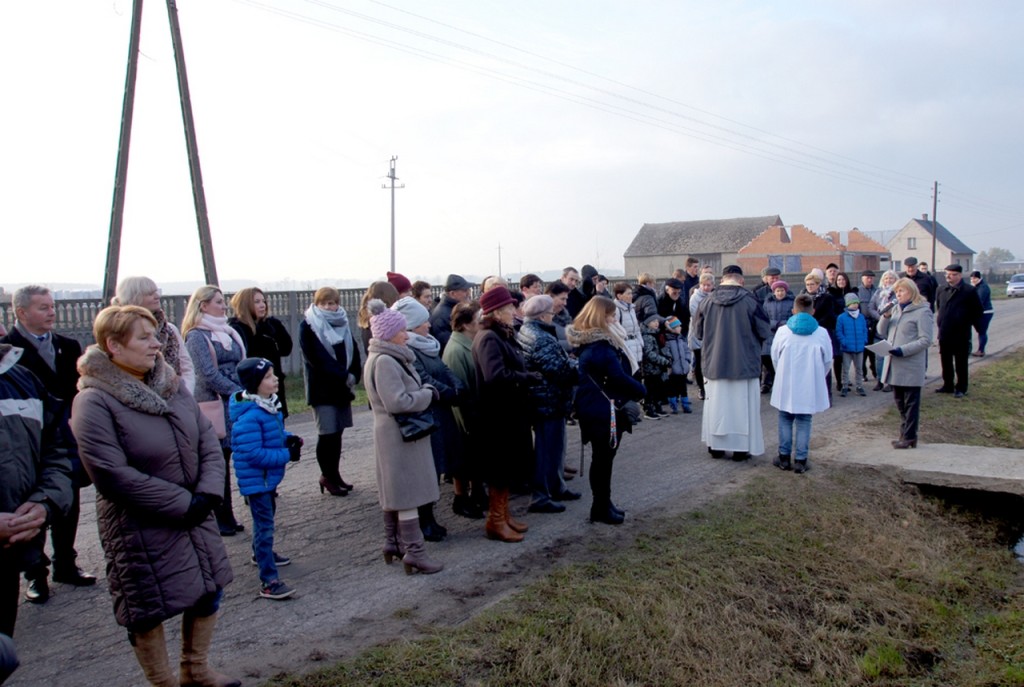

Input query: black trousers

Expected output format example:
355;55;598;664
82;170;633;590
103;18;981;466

588;438;619;510
893;385;922;441
939;337;971;393
0;551;19;637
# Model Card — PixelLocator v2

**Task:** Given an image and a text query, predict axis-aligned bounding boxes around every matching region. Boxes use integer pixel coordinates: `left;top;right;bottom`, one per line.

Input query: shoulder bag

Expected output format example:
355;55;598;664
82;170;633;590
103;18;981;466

369;355;440;443
197;335;227;439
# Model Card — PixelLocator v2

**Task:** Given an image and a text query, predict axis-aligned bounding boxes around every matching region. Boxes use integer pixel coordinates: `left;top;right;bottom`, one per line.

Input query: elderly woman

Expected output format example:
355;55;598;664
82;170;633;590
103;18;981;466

394;296;465;542
300;287;361;497
687;272;715;400
442;301;486;519
517;295;580;514
357;281;400;352
473;286;540;543
71;305;235;687
877;278;934;449
229;287;294;418
113;276;194;393
363;300;442;575
182;285;246;537
567;298;646;525
866;270;900;391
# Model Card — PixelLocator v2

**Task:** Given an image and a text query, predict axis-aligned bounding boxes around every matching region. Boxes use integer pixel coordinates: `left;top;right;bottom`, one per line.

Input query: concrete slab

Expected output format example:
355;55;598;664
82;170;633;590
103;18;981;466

825;438;1024;495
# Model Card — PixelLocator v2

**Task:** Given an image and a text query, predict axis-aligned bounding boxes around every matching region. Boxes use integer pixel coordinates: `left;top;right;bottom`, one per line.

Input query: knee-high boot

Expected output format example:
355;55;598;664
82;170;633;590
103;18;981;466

129;623;177;687
315;432;347;495
417;502;447;542
485;488;524;543
180;614;240;687
382;510;402;564
397;518;443;574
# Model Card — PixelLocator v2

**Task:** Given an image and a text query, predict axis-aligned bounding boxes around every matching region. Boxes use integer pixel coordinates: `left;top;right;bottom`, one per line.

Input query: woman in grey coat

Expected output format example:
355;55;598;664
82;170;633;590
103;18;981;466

877;277;934;449
362;300;443;575
72;305;236;687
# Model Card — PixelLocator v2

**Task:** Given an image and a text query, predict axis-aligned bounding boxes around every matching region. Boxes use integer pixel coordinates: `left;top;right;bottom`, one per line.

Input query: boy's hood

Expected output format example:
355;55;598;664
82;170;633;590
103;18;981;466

229;393;257;422
786;312;819;336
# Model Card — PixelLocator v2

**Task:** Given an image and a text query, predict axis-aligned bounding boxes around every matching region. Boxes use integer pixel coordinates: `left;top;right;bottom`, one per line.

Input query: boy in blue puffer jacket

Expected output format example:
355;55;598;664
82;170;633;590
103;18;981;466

835;293;869;397
230;358;303;600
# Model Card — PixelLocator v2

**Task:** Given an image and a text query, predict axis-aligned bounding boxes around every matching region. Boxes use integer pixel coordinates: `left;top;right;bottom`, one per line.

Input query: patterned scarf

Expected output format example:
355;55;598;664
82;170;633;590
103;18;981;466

304;304;353;363
153;310;181;375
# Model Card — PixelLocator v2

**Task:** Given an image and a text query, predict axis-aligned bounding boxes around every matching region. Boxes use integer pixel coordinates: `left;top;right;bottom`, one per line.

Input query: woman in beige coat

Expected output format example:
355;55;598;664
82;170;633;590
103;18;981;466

362;300;442;575
71;305;236;687
877;278;934;449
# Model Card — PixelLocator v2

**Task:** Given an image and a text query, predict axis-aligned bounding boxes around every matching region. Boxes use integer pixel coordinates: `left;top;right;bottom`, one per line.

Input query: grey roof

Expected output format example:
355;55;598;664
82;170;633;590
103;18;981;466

624;215;783;257
911;219;974;255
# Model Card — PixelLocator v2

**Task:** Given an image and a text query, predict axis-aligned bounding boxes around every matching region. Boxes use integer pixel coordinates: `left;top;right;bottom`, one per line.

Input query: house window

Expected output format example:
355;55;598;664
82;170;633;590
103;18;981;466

784;256;802;273
907;237;917;250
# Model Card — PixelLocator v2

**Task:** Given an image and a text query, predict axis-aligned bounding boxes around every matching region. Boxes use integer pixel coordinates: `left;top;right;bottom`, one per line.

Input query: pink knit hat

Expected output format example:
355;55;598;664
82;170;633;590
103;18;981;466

368;298;407;341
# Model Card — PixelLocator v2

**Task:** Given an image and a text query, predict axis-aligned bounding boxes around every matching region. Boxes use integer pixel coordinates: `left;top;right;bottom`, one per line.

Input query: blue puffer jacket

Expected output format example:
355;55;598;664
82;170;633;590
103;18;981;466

229;394;292;496
835;309;869;353
517;319;579;419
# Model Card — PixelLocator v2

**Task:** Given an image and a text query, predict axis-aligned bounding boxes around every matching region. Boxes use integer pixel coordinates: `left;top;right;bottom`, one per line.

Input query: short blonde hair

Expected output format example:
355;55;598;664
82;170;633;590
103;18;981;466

637;272;655;286
113;276;159;307
699;273;715;285
892;277;924;306
181;285;222;338
804;272;822;285
572;296;616;332
94;305;157;354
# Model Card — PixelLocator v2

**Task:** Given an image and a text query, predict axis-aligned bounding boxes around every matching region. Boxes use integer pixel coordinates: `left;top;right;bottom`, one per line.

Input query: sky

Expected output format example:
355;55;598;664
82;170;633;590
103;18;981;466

2;0;1022;290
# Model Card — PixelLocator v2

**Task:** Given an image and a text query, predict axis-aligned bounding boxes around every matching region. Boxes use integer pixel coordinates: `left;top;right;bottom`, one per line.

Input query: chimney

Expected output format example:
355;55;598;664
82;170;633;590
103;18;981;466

922;213;928;221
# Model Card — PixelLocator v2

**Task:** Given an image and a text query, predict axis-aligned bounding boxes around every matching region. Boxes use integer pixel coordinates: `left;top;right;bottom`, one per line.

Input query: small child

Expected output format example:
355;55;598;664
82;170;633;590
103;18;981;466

640;317;672;419
835;293;869;397
230;357;304;600
770;293;834;473
662;316;693;414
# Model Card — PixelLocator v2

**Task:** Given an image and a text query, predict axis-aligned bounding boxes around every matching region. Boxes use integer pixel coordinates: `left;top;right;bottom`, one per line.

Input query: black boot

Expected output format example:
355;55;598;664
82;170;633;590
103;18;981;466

418;503;447;542
315;432;349;494
452;494;484;520
215;450;242;535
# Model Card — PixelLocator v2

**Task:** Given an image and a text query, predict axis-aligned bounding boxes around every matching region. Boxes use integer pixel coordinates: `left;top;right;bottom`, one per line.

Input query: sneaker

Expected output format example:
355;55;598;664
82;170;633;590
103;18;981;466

251;553;291;567
856;387;866;397
793;461;810;474
259;580;295;600
644;408;662;420
840;387;849;397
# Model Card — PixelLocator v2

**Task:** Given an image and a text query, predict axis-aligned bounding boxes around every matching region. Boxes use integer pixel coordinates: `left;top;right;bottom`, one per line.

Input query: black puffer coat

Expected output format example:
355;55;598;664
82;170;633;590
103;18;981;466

411;340;465;477
517;319;579;419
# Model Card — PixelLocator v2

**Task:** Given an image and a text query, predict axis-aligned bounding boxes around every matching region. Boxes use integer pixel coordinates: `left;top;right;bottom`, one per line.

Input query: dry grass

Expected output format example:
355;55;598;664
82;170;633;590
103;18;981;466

265;468;1024;686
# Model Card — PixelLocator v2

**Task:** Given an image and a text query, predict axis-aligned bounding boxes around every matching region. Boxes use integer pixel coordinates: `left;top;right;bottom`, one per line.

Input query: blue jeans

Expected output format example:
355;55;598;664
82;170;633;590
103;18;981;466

778;411;812;462
248;492;278;585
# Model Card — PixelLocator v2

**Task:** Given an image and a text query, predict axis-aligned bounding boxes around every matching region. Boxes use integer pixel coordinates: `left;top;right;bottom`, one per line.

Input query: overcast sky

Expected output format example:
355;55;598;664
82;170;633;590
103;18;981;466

2;0;1021;289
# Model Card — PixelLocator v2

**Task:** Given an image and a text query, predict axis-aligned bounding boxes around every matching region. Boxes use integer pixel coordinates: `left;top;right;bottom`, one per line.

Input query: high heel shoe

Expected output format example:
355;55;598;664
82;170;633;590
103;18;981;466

338;476;354;491
318;475;349;496
891;439;917;449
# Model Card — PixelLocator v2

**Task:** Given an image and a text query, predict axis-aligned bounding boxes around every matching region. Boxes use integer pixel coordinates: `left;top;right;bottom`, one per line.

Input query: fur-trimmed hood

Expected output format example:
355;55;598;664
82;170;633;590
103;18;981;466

566;325;621;350
77;345;180;415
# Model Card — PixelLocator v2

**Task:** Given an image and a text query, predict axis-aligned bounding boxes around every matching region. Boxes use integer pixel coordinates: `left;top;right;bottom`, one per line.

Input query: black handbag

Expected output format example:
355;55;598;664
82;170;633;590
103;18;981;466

394;409;440;442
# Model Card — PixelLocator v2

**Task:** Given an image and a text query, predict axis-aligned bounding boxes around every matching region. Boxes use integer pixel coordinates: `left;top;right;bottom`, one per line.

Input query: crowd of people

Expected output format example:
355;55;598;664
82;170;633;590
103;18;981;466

0;256;992;685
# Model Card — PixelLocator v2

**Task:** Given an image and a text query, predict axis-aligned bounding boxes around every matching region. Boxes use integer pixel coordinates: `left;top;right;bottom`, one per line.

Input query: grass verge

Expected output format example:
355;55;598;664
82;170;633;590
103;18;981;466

265;467;1024;686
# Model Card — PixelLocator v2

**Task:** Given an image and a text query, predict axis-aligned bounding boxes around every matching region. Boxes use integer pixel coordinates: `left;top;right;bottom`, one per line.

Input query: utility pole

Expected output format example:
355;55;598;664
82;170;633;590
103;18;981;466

166;0;217;286
930;181;939;271
497;243;502;279
102;0;145;305
382;156;404;272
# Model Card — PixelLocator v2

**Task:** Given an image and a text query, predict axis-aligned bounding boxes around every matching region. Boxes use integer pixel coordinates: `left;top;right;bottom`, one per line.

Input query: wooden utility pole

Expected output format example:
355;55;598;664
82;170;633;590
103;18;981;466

382;156;404;272
166;0;217;286
102;0;145;305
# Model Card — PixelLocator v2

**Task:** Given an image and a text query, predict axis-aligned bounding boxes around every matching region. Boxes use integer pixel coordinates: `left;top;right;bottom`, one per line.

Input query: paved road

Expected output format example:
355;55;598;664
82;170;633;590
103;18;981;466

8;298;1023;686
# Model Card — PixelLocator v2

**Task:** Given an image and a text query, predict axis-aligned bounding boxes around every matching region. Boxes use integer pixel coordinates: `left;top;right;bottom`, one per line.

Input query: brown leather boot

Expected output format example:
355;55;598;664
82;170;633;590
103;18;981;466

397;518;443;574
505;497;529;534
484;488;524;542
180;614;240;687
382;510;402;564
130;623;177;687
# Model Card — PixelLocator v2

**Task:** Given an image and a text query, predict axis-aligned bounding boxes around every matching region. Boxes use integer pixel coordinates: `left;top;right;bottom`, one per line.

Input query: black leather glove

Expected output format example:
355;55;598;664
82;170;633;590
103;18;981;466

288;445;302;462
184;493;219;528
285;435;303;449
889;347;904;357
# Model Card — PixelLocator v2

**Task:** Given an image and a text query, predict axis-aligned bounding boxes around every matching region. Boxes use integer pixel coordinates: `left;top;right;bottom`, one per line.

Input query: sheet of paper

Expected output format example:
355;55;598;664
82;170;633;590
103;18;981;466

866;340;894;356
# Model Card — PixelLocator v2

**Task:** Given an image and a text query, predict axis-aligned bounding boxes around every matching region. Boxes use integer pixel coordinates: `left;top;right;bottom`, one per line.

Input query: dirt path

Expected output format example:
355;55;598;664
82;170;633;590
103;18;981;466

9;299;1023;686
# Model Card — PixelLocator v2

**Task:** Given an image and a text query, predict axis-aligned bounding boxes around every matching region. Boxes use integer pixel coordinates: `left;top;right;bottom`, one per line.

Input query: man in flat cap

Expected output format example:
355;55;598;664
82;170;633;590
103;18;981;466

429;274;472;352
753;266;782;303
693;266;771;460
935;264;982;398
901;257;938;311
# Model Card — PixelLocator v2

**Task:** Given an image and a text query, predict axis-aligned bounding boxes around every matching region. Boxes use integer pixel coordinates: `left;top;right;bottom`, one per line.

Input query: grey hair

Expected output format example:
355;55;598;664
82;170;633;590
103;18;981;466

881;269;899;283
113;276;159;306
12;285;50;310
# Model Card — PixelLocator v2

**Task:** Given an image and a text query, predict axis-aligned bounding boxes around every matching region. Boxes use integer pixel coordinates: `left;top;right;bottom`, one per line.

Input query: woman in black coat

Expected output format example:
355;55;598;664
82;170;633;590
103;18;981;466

472;287;540;543
229;287;294;418
300;287;362;496
567;298;646;525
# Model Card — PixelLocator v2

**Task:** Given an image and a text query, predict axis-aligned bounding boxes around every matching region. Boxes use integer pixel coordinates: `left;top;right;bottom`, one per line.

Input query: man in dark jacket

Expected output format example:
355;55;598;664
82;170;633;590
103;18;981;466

681;258;701;306
429;274;471;353
901;257;938;310
0;342;72;651
1;286;93;602
566;264;597;318
753;266;782;303
935;264;983;397
693;266;772;460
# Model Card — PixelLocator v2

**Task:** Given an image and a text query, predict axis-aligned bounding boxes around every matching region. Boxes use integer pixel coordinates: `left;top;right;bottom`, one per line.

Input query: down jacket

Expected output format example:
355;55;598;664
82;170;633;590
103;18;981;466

517;319;579;419
835;310;869;353
71;346;232;630
761;291;795;355
411;338;465;478
229;394;293;496
640;328;671;380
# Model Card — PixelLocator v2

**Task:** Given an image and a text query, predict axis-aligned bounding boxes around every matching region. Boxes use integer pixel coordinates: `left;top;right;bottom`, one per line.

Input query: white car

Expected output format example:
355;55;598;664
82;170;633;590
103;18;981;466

1007;274;1024;298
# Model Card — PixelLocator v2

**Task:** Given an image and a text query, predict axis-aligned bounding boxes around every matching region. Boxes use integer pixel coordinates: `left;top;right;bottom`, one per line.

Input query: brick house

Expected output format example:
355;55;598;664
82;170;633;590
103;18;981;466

623;215;782;278
887;215;975;272
736;225;889;276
